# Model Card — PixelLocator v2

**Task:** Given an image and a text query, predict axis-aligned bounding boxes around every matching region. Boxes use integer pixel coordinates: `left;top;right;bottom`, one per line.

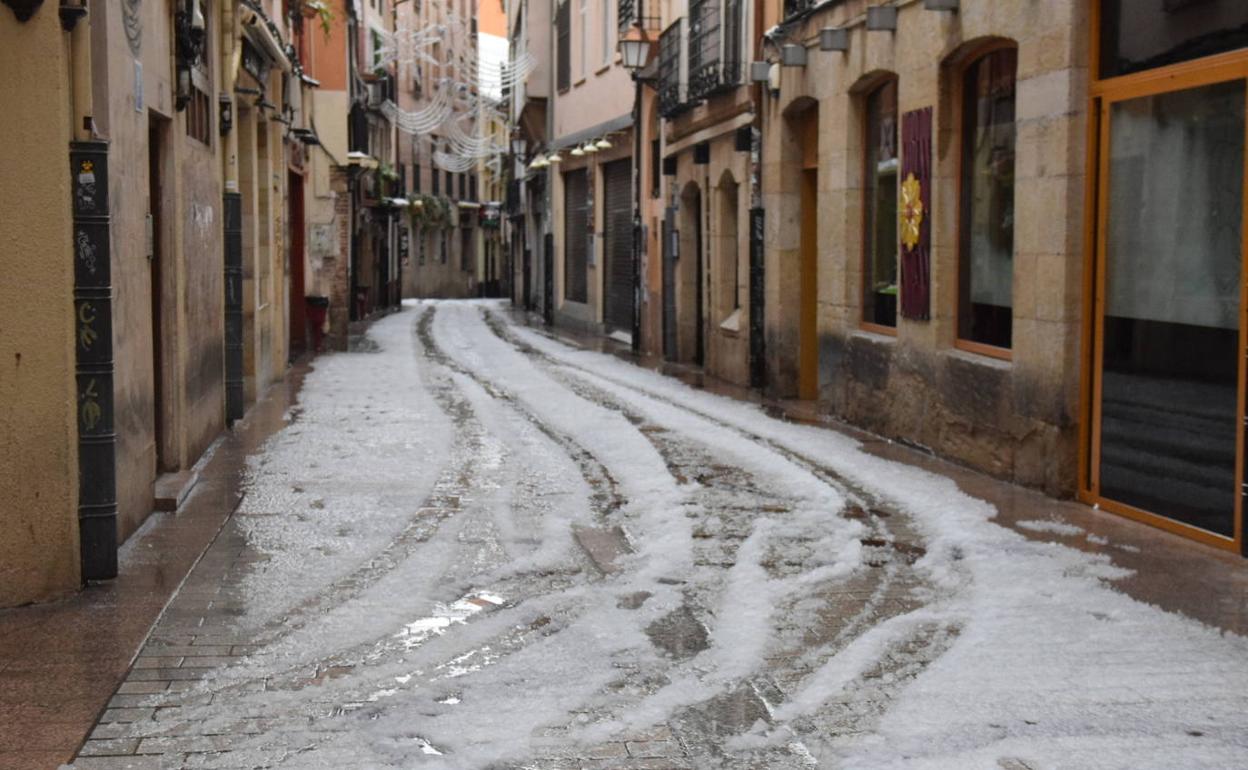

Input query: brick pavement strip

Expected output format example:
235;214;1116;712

70;758;163;770
77;739;140;757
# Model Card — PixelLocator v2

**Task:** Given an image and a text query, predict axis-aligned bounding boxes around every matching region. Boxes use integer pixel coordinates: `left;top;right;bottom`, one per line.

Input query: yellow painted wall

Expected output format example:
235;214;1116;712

0;8;81;606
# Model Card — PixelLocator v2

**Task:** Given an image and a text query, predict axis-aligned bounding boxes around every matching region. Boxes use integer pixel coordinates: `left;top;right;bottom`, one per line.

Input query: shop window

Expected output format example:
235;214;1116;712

863;77;898;330
1099;0;1248;79
957;46;1016;352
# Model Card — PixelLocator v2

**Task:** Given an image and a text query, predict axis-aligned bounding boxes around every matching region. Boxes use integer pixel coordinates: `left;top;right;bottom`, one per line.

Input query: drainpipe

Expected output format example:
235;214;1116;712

746;0;766;390
222;0;245;424
67;4;119;580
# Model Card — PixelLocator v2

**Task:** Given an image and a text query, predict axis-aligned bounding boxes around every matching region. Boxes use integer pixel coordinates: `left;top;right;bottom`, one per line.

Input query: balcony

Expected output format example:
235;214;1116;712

617;0;660;34
784;0;819;19
688;0;742;101
658;19;688;118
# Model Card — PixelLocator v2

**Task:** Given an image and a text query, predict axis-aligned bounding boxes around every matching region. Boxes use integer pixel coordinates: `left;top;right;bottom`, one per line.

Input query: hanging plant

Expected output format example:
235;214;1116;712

300;0;334;39
408;193;452;231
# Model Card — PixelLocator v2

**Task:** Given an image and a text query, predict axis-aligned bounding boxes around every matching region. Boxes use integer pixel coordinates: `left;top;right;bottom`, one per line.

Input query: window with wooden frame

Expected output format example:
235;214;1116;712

557;1;570;91
601;0;611;67
184;1;212;146
862;77;898;331
1081;2;1248;554
579;0;589;77
957;45;1017;355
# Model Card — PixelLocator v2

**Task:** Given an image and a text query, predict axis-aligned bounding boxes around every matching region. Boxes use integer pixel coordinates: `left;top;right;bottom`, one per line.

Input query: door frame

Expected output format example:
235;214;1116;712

798;108;819;400
1079;16;1248;554
288;169;306;359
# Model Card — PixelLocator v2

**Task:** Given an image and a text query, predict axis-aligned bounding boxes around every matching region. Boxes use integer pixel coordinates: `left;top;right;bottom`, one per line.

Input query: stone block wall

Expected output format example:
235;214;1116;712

760;0;1088;496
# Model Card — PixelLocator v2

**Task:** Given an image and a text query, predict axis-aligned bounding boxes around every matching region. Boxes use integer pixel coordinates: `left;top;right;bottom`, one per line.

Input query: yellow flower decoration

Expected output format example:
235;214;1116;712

899;172;924;250
81;160;94;173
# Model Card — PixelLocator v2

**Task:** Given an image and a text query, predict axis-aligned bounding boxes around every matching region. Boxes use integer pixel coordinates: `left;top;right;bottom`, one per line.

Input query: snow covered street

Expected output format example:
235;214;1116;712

69;301;1248;770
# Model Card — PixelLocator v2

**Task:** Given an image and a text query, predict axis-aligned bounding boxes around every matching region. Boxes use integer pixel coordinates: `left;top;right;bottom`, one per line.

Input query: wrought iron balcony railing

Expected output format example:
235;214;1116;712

687;0;744;101
784;0;819;19
658;19;687;117
618;0;660;34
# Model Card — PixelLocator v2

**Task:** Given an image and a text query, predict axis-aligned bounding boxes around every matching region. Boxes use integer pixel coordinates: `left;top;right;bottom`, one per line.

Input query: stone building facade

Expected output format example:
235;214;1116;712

655;0;758;386
752;0;1088;498
0;0;325;607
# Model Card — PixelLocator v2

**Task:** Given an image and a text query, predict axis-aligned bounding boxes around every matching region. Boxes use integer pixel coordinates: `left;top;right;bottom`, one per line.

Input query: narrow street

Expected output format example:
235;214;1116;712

65;300;1248;770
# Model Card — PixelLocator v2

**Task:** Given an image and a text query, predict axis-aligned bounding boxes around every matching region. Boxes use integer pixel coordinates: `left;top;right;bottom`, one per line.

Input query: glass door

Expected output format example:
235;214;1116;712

1091;72;1248;547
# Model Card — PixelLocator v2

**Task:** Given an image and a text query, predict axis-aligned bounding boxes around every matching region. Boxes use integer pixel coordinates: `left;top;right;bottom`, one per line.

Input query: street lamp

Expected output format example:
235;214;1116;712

618;22;654;355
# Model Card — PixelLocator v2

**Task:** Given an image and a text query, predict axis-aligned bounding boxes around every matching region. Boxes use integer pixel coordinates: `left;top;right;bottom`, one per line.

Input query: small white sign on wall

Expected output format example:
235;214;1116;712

310;224;337;258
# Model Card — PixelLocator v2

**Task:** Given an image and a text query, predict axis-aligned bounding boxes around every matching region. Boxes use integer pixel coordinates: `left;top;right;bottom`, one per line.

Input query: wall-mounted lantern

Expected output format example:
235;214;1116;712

219;94;234;136
2;0;44;22
819;28;849;52
781;44;807;67
175;67;193;111
866;7;898;31
59;1;88;30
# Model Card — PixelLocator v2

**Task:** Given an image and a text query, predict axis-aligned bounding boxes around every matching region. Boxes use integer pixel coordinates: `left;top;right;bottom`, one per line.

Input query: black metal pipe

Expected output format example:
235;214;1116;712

70;140;118;580
223;191;245;424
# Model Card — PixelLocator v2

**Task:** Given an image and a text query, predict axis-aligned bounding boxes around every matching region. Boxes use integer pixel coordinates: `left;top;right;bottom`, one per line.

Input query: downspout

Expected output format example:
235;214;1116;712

746;0;767;389
67;4;120;580
543;0;556;325
222;0;246;423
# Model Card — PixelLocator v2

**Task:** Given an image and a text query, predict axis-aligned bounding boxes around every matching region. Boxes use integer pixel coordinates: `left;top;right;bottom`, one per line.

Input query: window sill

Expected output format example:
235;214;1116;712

595;63;612;76
949;341;1013;368
858;321;897;339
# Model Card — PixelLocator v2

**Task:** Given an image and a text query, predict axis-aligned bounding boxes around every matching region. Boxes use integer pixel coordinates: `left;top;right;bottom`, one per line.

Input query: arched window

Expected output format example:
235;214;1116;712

863;77;898;330
958;45;1017;352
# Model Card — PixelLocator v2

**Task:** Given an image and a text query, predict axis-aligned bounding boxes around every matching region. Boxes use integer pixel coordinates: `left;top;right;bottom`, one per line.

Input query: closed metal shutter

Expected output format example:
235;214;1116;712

564;169;588;303
603;159;633;333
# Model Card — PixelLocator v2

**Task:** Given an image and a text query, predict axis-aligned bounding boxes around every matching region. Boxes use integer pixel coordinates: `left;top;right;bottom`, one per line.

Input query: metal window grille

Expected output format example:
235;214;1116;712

618;0;635;34
658;19;687;117
784;0;817;19
723;0;742;88
688;0;719;100
688;0;742;100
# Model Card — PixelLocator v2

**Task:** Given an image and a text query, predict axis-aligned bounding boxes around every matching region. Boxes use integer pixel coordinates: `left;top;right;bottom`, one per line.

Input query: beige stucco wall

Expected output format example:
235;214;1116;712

0;8;81;607
89;0;230;541
761;0;1087;494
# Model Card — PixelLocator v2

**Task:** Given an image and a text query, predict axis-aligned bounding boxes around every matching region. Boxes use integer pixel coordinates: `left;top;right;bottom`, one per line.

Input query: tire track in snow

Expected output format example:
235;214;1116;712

241;305;494;648
480;306;961;760
423;303;627;529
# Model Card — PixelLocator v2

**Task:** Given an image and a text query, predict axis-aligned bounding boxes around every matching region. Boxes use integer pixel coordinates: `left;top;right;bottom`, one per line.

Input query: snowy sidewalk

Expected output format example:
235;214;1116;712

66;301;1248;770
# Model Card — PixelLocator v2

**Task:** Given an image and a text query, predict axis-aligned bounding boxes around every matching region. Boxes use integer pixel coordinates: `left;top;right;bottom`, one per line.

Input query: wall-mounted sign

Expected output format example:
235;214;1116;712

899;107;932;321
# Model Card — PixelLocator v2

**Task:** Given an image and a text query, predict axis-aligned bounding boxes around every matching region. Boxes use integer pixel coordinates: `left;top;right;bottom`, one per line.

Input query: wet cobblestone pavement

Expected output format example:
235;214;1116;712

63;301;1248;770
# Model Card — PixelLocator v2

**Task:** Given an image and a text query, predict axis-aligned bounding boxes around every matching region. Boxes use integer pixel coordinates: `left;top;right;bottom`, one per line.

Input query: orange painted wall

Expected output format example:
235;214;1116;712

305;0;350;91
479;0;506;38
